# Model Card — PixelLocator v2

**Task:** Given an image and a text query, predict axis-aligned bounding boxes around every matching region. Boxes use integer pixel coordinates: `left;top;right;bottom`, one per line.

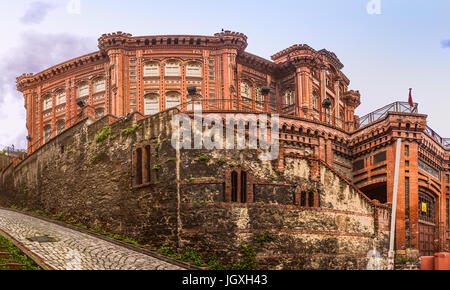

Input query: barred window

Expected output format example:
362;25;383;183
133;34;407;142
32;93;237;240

419;192;436;224
143;63;159;77
56;120;65;134
133;144;153;187
144;94;159;115
56;91;66;106
240;81;251;100
78;83;89;98
373;151;387;165
93;79;105;93
43;96;52;110
165;61;180;76
353;159;365;171
284;89;295;106
165;91;180;109
186;63;202;77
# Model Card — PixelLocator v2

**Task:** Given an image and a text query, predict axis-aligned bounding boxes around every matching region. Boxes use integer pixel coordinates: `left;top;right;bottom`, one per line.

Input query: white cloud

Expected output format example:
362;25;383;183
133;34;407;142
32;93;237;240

20;1;56;25
0;31;97;150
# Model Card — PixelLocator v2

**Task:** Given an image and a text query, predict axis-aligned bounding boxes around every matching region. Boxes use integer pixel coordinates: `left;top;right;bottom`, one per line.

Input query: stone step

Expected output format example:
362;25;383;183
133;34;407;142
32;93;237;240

0;263;26;270
0;252;11;259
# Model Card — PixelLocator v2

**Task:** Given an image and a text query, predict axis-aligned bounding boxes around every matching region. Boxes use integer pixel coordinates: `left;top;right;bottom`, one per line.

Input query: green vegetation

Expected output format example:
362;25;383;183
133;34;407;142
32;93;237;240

157;243;258;270
197;154;210;163
0;234;41;270
152;163;161;171
90;154;99;164
396;255;416;265
95;125;111;144
215;158;226;166
254;231;275;244
56;212;65;221
0;150;7;156
121;124;142;137
166;157;176;162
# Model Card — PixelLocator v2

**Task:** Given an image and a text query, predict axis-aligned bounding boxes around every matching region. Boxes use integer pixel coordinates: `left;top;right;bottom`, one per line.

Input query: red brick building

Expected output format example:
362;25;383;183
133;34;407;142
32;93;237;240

16;31;450;257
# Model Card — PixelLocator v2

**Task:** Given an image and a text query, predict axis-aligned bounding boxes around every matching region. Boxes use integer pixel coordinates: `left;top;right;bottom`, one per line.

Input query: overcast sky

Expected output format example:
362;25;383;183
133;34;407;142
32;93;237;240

0;0;449;149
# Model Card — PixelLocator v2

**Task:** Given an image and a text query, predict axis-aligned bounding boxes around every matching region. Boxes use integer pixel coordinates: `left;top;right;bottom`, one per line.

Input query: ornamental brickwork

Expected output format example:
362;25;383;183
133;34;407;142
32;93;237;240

15;31;450;258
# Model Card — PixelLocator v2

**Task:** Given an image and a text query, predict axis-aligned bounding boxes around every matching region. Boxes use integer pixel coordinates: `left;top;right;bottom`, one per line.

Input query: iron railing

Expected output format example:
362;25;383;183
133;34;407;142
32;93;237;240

358;101;419;127
424;126;450;149
176;98;357;130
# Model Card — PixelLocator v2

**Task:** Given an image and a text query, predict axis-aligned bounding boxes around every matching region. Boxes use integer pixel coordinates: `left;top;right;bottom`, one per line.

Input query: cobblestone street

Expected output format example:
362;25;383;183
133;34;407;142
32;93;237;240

0;209;184;270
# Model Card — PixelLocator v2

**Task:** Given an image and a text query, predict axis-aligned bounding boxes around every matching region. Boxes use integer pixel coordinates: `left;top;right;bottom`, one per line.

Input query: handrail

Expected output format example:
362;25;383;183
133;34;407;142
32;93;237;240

358;101;419;127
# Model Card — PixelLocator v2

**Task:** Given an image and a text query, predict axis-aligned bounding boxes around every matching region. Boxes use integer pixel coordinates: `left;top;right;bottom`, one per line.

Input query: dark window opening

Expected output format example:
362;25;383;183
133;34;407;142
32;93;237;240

373;151;387;165
300;191;307;207
353;159;364;171
231;171;238;202
240;171;247;203
308;191;314;207
136;148;143;185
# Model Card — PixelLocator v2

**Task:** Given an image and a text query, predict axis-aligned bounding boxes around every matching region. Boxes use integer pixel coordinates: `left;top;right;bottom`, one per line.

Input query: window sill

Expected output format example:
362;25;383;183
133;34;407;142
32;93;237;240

132;182;159;189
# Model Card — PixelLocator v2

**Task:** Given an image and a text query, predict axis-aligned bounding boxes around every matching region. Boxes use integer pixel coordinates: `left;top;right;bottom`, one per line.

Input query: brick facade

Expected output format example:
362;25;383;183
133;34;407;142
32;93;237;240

12;31;450;259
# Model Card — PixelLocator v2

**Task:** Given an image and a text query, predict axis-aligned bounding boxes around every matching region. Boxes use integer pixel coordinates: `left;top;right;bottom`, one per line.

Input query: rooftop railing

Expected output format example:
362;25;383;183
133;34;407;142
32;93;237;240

358;101;418;127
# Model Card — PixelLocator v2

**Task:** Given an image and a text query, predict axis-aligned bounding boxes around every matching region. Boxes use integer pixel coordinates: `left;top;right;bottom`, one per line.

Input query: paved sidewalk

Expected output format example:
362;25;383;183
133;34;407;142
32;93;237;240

0;209;184;270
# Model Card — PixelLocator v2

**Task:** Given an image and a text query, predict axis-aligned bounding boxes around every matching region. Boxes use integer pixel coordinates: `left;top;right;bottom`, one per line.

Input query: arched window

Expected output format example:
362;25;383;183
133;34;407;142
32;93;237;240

240;81;251;100
78;83;89;98
186;94;202;111
165;91;181;109
186;62;202;77
284;89;295;106
93;79;105;93
255;87;264;102
43;124;52;142
144;94;159;115
240;171;247;203
312;89;320;110
43;96;52;110
95;107;105;119
55;91;66;106
56;119;65;134
165;61;180;76
143;63;159;77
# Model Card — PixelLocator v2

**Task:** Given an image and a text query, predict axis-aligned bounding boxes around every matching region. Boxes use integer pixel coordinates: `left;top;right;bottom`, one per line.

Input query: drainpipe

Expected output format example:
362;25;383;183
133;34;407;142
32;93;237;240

388;138;402;270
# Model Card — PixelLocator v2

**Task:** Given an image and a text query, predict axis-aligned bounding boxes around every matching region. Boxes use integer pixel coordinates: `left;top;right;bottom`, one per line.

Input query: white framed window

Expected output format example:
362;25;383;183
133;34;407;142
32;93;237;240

56;120;65;134
56;91;66;106
284;89;295;106
165;61;180;76
187;96;202;111
93;79;105;93
43;96;52;110
43;125;52;142
165;92;181;109
143;63;159;77
240;81;251;99
144;94;160;115
312;90;319;109
186;63;202;77
78;83;89;98
95;108;105;119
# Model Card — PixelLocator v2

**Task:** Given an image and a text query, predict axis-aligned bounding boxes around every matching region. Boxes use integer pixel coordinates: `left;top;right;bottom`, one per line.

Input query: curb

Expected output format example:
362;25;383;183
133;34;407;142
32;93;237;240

0;208;201;270
0;227;53;270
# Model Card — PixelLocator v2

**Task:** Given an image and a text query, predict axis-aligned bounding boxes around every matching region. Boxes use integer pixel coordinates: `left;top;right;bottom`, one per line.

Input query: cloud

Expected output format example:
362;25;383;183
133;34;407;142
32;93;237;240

20;1;56;25
0;31;97;149
442;39;450;48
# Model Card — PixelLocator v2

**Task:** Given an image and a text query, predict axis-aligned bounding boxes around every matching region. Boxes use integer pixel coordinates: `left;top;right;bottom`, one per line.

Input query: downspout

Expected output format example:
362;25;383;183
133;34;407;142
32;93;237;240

388;138;402;270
